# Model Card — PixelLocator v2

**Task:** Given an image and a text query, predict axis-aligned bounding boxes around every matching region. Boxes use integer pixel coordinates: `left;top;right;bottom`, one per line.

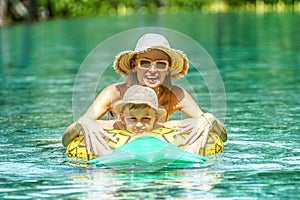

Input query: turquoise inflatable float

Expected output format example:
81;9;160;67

88;136;207;169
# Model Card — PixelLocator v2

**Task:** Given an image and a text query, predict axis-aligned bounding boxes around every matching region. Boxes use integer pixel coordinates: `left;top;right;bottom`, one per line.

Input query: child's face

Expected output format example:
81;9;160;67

121;106;157;134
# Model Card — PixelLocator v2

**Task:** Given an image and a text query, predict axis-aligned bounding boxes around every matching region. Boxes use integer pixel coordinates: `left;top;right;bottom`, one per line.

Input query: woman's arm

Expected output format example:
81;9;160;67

62;83;123;156
178;88;204;118
82;83;123;120
62;122;81;147
168;85;227;147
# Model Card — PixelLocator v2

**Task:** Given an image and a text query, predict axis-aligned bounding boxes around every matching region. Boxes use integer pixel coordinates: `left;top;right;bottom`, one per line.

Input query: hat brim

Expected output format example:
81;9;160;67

113;46;188;79
113;100;166;121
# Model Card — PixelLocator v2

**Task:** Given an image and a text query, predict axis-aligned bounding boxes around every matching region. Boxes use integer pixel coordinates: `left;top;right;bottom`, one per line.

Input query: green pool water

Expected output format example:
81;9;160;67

0;11;299;199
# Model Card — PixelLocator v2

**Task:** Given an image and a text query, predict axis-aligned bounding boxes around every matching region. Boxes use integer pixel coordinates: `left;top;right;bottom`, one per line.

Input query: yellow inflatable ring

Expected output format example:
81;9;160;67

66;127;224;160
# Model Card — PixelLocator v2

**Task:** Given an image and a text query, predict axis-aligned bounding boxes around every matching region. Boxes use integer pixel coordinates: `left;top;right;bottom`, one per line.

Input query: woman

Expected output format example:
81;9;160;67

62;33;227;157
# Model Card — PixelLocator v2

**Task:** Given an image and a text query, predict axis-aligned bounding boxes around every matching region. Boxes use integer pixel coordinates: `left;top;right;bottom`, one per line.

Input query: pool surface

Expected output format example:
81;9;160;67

0;11;299;199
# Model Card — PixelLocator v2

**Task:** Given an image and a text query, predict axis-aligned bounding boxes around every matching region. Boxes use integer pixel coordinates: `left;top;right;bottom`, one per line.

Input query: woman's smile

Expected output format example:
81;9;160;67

144;72;161;84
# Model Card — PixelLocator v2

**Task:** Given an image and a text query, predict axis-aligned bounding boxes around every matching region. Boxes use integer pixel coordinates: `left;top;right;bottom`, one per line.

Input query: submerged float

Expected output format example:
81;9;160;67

66;127;224;168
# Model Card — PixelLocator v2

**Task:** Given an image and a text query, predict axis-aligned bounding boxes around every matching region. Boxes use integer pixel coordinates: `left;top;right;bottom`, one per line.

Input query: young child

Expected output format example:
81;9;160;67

112;85;166;134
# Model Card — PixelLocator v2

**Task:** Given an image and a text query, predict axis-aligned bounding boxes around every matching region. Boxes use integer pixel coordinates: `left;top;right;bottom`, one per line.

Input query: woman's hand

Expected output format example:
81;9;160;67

177;115;212;148
77;117;117;157
165;113;226;148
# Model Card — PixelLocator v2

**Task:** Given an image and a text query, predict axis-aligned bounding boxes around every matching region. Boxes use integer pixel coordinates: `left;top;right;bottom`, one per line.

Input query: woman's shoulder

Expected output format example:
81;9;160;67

97;82;127;100
167;85;189;103
114;82;128;96
170;85;186;95
103;82;127;92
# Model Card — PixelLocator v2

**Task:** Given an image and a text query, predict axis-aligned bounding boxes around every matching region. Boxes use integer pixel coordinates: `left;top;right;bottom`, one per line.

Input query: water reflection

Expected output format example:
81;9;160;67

66;166;224;199
0;11;299;199
1;162;224;199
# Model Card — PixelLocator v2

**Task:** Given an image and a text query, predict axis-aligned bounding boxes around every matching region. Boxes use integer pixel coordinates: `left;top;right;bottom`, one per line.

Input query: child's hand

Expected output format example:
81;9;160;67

77;117;117;157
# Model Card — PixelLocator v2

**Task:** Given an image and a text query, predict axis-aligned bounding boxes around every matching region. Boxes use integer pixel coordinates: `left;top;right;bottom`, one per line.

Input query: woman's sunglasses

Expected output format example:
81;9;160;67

136;58;169;71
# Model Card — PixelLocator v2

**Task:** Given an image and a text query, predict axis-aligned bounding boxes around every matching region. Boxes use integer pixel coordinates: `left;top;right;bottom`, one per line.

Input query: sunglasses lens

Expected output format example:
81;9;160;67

140;60;151;69
156;62;167;70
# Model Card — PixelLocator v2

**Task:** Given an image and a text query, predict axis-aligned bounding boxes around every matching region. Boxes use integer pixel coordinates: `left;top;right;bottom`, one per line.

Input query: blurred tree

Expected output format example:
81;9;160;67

0;0;8;26
1;0;299;26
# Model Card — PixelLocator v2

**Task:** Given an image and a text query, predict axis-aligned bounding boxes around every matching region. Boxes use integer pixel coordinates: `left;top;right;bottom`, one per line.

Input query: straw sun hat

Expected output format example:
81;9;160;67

113;85;166;119
113;33;189;79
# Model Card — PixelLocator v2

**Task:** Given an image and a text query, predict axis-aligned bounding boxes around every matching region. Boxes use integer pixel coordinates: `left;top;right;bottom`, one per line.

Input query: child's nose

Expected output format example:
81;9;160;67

135;122;143;128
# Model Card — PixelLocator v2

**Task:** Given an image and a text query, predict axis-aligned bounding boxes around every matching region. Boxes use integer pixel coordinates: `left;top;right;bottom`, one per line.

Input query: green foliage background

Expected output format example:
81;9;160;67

37;0;300;18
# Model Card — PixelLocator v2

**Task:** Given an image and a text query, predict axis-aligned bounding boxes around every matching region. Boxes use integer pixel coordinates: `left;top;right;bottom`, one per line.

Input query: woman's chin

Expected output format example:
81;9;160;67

143;78;161;88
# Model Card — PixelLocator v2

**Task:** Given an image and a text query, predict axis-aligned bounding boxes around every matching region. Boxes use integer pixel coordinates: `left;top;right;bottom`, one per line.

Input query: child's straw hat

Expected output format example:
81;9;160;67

113;85;166;119
113;33;188;79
